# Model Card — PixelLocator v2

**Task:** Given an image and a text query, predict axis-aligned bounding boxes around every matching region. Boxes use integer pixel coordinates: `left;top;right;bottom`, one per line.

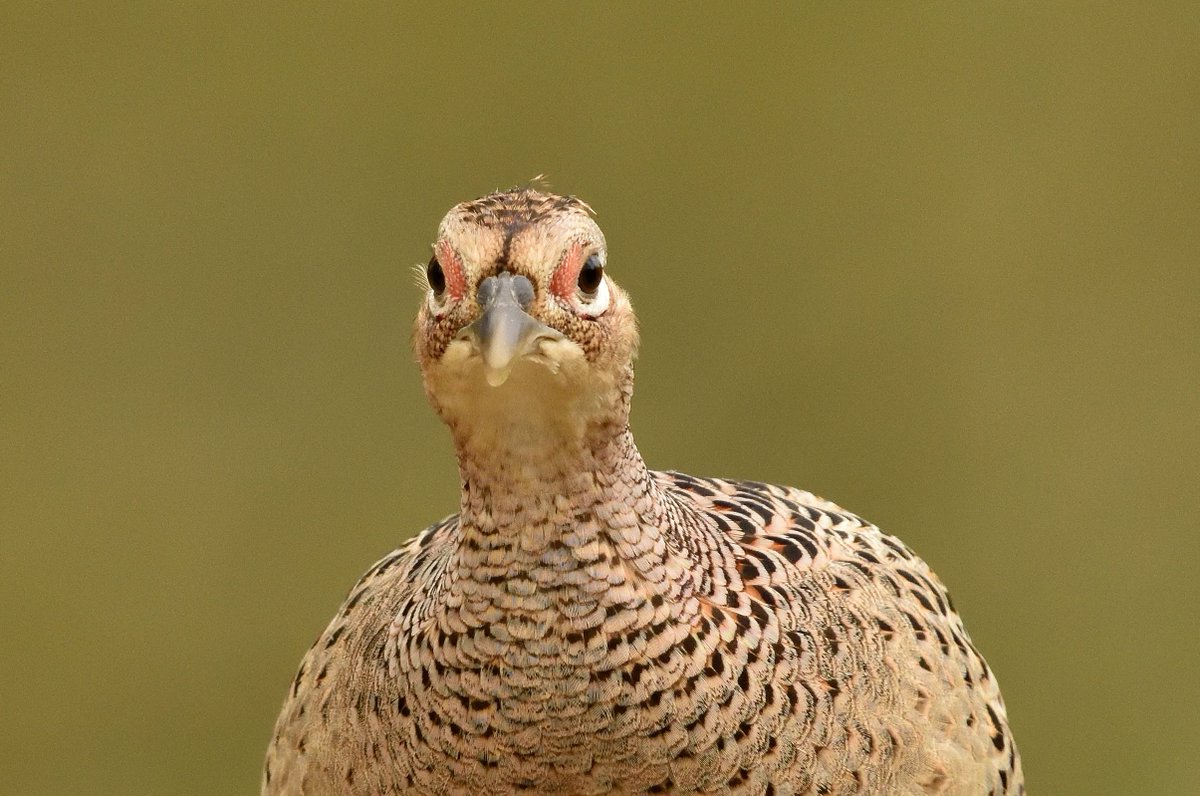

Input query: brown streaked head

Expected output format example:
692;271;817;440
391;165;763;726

414;188;639;444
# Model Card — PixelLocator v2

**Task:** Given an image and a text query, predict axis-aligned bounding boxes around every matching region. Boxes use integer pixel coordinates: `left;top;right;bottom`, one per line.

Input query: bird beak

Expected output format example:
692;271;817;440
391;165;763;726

458;272;564;387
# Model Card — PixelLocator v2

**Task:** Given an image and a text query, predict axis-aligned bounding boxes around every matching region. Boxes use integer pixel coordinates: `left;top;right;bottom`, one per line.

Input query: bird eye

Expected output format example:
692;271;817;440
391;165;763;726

577;255;604;296
426;255;446;297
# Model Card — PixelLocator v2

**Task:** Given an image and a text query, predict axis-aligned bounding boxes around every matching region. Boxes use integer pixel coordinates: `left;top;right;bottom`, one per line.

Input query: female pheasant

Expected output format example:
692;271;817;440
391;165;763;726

264;189;1023;795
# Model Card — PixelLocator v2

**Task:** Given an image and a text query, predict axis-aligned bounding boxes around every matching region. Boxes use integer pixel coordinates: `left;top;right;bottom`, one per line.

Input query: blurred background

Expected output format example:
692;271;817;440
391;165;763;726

2;4;1197;793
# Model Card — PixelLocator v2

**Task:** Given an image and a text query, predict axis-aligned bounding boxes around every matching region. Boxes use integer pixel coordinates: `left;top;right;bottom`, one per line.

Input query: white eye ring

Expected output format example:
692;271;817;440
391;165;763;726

426;289;454;317
576;275;610;318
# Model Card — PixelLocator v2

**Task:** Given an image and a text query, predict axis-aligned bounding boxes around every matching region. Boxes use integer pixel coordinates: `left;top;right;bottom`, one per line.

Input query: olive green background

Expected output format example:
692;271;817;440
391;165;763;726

3;4;1197;794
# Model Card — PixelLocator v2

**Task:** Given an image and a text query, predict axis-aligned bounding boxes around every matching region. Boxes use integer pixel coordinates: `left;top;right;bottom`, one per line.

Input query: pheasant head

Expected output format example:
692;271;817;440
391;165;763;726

414;189;640;462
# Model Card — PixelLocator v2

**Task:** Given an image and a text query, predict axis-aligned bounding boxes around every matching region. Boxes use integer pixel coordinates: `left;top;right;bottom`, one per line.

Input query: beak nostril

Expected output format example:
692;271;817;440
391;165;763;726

475;276;499;309
477;272;536;311
511;275;535;310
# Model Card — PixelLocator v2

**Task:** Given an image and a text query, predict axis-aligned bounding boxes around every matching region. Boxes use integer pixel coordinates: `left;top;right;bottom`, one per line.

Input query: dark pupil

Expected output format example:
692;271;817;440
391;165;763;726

426;256;446;295
578;255;603;294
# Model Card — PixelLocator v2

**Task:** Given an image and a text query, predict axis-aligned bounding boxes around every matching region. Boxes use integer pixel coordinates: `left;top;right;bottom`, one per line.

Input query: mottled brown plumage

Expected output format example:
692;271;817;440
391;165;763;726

264;188;1023;795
